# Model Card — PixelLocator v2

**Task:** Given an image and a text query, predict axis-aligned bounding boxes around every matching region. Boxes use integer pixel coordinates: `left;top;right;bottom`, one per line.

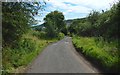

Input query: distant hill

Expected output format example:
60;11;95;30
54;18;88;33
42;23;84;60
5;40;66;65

64;19;73;26
31;23;45;31
65;18;86;26
32;18;86;31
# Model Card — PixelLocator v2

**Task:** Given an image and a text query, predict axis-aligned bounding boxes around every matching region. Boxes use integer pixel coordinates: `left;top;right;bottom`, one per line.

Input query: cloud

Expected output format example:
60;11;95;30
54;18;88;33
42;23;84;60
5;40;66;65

44;0;118;17
45;0;118;12
35;0;119;24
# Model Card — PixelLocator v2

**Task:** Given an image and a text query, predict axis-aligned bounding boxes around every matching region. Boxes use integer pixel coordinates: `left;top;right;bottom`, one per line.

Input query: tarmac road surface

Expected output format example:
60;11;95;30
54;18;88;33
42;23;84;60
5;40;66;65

26;37;99;73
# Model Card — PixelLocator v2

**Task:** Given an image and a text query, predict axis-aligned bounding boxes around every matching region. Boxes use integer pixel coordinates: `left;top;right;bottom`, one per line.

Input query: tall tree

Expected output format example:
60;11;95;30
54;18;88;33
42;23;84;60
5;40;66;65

44;10;65;37
87;10;100;25
2;2;45;47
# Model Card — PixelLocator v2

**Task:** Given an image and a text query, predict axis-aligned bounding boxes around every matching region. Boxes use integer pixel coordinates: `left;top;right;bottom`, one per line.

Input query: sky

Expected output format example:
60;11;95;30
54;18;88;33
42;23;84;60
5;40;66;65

34;0;118;25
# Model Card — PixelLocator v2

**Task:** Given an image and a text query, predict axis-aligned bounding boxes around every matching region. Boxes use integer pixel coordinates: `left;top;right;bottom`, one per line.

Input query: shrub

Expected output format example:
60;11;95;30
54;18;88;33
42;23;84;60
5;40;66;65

58;32;65;40
2;30;58;74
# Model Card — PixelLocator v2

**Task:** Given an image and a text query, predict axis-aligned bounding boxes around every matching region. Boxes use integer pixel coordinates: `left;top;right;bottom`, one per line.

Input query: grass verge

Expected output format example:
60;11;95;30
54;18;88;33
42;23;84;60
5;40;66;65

2;30;60;74
72;36;119;73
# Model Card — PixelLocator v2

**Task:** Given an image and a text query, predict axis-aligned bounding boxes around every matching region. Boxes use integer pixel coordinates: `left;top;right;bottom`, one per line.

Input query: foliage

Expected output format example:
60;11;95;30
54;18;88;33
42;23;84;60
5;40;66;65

2;2;45;47
57;32;65;40
69;2;120;73
44;10;65;37
61;25;68;35
2;1;48;74
72;36;119;72
32;30;47;39
32;24;45;32
2;30;58;74
68;1;119;40
87;10;100;25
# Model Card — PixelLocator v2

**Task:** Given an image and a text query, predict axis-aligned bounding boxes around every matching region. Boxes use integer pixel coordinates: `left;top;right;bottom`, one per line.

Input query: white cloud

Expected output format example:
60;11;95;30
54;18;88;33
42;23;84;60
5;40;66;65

35;0;119;24
45;0;118;12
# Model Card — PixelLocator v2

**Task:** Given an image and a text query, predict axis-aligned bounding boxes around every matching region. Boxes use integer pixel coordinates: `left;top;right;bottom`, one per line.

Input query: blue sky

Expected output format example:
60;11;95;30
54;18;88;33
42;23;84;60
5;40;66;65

34;0;118;25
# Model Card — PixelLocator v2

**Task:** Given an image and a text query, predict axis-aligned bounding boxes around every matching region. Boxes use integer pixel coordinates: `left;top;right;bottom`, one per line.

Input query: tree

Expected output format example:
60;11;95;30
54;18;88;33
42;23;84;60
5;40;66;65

108;1;120;39
61;25;68;35
96;1;120;39
44;10;65;37
2;2;45;47
87;10;100;25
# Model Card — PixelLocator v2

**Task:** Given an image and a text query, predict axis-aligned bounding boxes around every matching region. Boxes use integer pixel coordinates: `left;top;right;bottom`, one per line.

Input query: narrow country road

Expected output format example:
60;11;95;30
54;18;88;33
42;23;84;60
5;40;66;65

26;37;99;73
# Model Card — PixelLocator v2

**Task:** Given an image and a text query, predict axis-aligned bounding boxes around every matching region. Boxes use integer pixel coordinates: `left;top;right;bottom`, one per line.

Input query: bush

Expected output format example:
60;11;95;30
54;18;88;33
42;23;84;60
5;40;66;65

2;30;58;74
32;31;47;39
58;32;65;40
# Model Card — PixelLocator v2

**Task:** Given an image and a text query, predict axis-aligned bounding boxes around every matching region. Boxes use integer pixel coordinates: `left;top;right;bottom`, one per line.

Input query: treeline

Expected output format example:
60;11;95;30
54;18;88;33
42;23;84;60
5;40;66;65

33;10;66;38
35;1;119;41
68;2;119;41
2;2;59;74
70;1;119;72
2;2;66;74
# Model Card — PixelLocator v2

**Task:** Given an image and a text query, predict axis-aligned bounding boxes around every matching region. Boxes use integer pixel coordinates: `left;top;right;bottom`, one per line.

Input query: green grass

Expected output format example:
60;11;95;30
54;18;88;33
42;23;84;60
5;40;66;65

2;30;60;74
72;36;119;72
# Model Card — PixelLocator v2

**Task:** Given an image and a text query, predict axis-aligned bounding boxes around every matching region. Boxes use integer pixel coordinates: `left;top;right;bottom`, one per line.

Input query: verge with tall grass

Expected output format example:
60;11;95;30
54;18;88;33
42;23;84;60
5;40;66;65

72;36;119;72
2;30;62;74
